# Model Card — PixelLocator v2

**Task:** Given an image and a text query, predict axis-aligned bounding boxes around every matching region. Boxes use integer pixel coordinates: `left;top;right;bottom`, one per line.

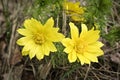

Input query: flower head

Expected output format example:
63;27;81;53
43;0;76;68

17;17;64;60
63;1;85;21
62;22;104;65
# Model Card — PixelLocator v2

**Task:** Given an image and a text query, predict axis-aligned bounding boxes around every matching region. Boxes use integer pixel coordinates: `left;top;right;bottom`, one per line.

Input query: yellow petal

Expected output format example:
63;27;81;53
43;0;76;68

86;30;100;43
44;27;59;35
42;45;50;56
84;52;98;62
87;42;103;50
24;18;43;32
36;46;44;60
44;17;54;28
17;36;32;46
22;48;29;56
42;42;52;56
45;28;65;42
68;50;77;63
64;1;85;16
42;41;57;55
62;38;74;47
29;44;37;59
80;24;88;38
48;42;57;52
43;17;64;42
77;7;85;14
64;47;73;53
90;41;104;47
77;54;90;65
86;41;104;54
81;24;88;32
88;49;104;57
71;15;83;21
69;22;79;40
75;2;80;6
22;40;34;56
53;33;65;42
95;50;104;56
17;29;32;36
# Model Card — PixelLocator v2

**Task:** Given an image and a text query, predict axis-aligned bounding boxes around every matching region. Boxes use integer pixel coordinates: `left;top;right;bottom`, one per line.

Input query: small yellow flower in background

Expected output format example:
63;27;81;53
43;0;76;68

62;22;104;65
63;1;85;21
17;17;64;60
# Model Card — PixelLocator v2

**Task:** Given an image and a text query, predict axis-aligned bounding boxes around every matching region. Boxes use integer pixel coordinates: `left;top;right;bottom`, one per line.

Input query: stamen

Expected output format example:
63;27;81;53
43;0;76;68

75;39;87;54
33;33;45;45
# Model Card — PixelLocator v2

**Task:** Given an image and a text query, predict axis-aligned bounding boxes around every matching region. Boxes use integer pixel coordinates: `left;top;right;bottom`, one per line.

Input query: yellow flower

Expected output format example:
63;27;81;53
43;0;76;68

63;1;85;21
17;17;64;60
71;15;85;22
62;22;104;65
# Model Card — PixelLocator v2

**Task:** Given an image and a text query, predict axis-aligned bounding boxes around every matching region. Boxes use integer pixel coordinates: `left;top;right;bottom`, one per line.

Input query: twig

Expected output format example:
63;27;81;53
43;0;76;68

84;64;91;80
8;18;17;66
113;4;120;24
117;63;120;80
56;15;59;27
62;10;67;36
91;71;101;80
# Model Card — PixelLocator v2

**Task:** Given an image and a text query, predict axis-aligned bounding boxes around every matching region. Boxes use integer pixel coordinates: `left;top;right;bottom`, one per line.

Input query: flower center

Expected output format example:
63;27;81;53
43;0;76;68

33;33;45;45
75;39;87;54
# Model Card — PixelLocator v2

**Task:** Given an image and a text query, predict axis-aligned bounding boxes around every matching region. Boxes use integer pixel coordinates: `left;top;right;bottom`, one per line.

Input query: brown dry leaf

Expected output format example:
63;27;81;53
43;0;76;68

38;61;52;79
3;65;24;80
0;36;8;60
2;73;9;80
10;47;22;65
0;1;6;37
0;40;6;55
110;53;120;64
12;64;24;80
